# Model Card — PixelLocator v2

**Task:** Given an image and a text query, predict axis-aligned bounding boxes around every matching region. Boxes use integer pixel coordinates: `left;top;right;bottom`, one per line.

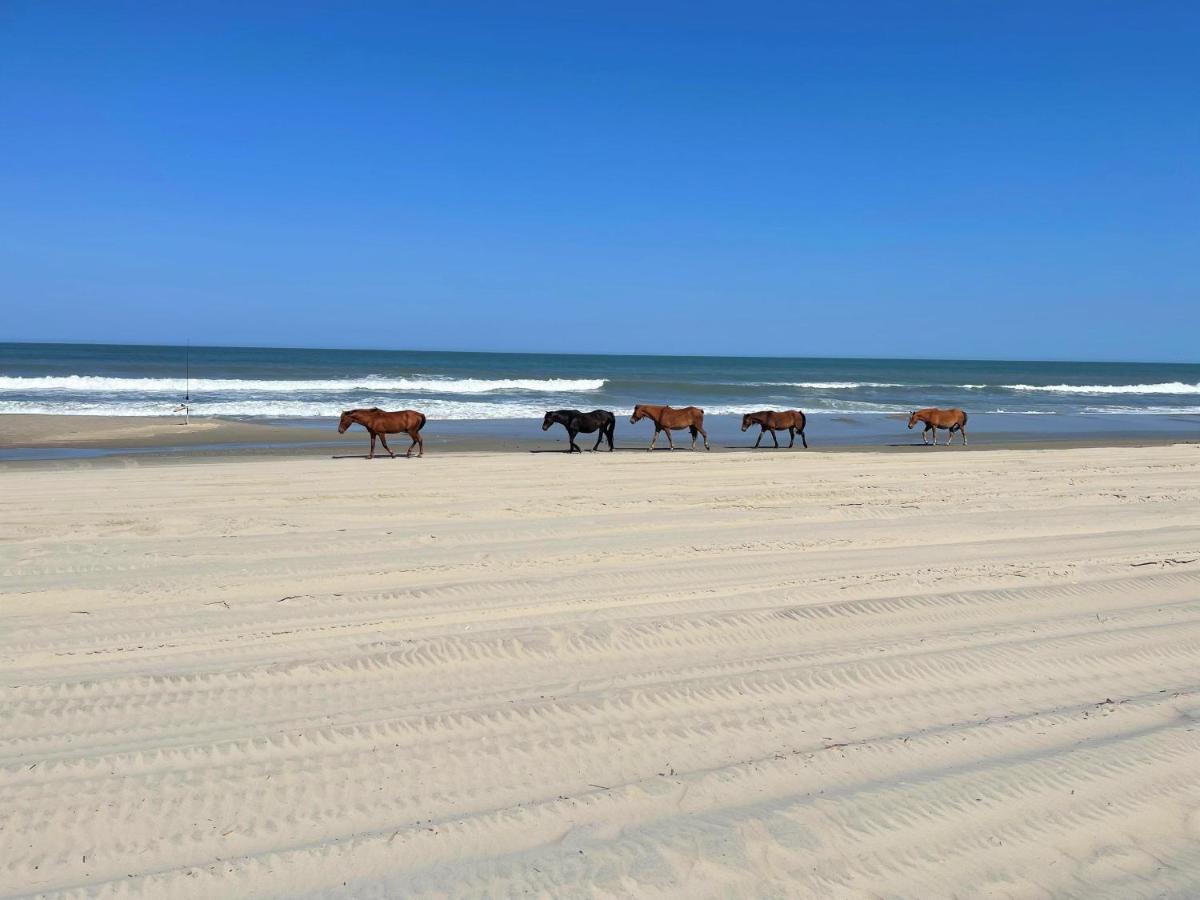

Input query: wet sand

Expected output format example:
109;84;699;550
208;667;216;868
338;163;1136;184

0;413;1195;465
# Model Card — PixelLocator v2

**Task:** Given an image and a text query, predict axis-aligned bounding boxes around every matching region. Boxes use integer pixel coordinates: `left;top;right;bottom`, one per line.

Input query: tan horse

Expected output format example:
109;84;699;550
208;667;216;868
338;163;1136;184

630;404;709;451
908;407;968;446
338;408;426;458
741;410;808;448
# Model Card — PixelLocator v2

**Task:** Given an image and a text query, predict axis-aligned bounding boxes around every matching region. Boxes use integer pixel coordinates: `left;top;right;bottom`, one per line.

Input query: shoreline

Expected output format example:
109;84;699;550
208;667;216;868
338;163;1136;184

0;412;1196;463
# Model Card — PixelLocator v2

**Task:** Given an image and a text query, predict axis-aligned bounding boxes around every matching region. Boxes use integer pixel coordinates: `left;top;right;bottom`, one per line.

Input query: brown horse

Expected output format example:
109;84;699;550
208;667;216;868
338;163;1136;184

338;408;426;458
630;404;709;451
741;410;808;448
908;407;968;446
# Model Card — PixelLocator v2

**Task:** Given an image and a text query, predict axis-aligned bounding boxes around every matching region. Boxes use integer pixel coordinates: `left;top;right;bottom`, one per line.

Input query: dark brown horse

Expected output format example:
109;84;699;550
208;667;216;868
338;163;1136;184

741;410;808;448
630;404;709;451
542;409;616;453
338;408;426;458
908;408;968;446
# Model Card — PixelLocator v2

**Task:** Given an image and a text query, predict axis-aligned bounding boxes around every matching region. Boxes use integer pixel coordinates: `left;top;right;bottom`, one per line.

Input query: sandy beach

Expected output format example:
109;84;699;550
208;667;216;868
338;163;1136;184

2;445;1200;896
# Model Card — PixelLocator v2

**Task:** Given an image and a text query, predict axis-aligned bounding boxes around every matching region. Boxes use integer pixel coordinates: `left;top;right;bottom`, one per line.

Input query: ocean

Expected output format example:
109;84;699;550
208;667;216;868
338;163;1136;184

2;342;1199;441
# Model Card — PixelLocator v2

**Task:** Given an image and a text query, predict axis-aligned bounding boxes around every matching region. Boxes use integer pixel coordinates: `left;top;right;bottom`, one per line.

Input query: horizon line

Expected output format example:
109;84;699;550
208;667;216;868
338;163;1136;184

1;338;1196;368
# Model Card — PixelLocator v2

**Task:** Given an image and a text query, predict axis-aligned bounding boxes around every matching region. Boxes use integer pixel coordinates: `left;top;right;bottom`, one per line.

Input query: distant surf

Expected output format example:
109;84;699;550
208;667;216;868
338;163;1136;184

1004;382;1200;395
0;375;607;394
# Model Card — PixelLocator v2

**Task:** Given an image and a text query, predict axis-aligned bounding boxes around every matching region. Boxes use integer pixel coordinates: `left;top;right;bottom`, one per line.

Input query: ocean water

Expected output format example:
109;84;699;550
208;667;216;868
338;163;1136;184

1;343;1199;434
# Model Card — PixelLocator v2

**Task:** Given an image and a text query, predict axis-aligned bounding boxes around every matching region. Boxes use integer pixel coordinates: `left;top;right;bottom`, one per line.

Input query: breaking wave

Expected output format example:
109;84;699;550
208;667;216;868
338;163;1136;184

1004;382;1200;395
0;375;607;394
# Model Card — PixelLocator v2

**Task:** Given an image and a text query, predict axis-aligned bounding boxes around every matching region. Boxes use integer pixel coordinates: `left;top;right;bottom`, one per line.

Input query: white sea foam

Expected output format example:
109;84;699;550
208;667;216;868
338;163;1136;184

0;399;562;419
1082;405;1200;415
1004;382;1200;395
0;375;606;394
753;381;905;389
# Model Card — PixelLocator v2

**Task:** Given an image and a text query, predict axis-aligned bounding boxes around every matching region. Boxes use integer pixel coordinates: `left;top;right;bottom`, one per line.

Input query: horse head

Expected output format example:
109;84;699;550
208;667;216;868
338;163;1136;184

338;410;356;433
541;411;556;431
631;404;658;425
741;412;759;432
907;410;921;429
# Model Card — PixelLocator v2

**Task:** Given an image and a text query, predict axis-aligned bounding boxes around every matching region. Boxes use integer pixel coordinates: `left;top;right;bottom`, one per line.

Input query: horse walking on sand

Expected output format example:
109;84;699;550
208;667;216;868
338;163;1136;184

542;409;616;453
338;408;427;459
741;410;808;448
908;407;968;446
630;404;709;451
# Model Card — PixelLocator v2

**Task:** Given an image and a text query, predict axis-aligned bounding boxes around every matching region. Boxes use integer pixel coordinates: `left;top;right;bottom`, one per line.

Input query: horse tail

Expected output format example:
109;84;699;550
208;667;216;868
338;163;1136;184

419;413;427;430
960;410;968;427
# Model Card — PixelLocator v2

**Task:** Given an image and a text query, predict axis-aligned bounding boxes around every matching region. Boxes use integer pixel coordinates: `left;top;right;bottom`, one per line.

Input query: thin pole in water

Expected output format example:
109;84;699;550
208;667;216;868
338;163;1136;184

175;341;191;425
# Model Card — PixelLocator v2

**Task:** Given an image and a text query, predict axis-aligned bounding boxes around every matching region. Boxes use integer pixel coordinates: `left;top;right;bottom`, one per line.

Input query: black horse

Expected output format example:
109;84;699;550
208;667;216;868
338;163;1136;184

542;409;616;453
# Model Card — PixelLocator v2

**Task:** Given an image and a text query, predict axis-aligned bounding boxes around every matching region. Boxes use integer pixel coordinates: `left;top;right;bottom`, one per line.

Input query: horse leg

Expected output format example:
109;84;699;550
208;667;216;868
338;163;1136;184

689;426;698;450
787;427;795;448
607;423;615;451
665;428;676;450
367;432;376;459
770;428;779;448
923;425;932;445
754;427;764;448
800;428;808;449
648;428;659;451
961;426;968;446
569;429;581;453
406;428;419;457
698;423;709;450
378;433;396;458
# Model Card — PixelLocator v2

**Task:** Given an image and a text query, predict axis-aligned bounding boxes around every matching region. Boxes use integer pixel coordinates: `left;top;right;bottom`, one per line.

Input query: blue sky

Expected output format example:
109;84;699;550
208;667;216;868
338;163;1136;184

1;2;1197;361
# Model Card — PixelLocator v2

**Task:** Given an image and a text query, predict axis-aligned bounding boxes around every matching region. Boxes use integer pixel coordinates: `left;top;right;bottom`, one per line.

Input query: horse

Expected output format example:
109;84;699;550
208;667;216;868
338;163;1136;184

629;404;709;451
908;407;968;446
337;408;426;459
741;410;808;449
542;409;616;453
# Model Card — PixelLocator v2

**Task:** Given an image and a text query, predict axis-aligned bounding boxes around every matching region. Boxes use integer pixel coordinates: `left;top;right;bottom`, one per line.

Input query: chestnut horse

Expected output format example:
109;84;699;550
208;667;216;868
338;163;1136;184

741;410;808;449
908;407;968;446
630;404;709;451
338;408;426;459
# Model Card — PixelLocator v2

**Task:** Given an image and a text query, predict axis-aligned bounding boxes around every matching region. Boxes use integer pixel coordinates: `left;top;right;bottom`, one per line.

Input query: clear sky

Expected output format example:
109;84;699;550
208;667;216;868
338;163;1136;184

1;2;1197;361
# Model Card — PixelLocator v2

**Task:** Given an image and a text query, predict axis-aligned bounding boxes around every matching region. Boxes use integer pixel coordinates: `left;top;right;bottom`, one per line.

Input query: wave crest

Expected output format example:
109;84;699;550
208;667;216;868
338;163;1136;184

1004;382;1200;395
0;375;606;394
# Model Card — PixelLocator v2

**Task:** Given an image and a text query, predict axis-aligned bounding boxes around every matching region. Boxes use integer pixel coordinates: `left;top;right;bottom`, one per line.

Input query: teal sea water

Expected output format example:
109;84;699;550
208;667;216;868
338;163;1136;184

1;342;1198;440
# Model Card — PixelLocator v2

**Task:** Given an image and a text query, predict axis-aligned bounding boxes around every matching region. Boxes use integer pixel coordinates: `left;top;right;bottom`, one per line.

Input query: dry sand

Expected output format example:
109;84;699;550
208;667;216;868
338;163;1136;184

2;446;1199;897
